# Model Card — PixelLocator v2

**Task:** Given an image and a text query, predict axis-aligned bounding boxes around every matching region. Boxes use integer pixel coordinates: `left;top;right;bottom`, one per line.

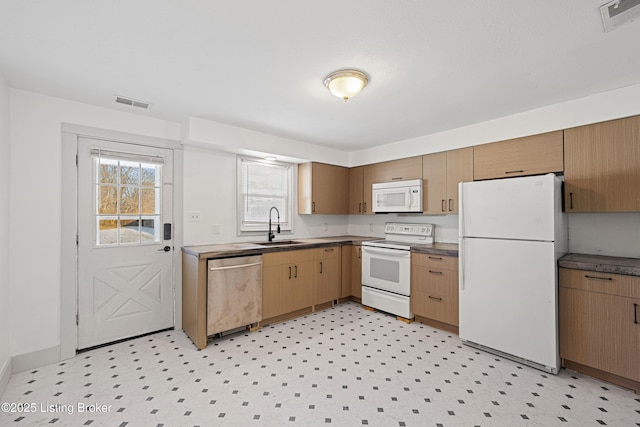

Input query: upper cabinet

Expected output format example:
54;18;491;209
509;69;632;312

473;130;564;180
348;166;364;215
422;148;473;215
362;156;422;215
564;116;640;213
298;162;349;214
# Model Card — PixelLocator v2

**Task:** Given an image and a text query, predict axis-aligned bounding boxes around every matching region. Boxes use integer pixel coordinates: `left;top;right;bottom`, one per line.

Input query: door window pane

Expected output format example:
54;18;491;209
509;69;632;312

94;156;162;246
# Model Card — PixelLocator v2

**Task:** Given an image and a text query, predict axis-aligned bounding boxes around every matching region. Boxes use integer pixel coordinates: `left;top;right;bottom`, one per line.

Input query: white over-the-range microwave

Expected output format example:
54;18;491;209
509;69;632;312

372;179;423;213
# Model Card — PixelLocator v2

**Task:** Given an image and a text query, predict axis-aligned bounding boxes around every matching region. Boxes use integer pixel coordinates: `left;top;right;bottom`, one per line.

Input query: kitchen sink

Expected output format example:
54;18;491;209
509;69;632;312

256;240;304;246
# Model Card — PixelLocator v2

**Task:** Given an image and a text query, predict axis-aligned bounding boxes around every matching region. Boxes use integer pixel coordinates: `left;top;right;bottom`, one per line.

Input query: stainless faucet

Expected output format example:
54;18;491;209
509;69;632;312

268;206;281;242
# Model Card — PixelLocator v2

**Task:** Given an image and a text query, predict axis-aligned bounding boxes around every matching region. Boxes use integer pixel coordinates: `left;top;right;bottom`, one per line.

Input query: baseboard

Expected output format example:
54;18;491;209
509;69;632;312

0;357;11;397
11;346;60;374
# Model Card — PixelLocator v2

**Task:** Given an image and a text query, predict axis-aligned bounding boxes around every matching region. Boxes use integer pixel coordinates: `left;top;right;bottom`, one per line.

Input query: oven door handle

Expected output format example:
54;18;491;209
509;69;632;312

362;247;409;257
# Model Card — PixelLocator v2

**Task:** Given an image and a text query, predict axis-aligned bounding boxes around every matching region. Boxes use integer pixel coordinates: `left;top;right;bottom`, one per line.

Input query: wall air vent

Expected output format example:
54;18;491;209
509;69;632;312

601;0;640;31
114;95;151;110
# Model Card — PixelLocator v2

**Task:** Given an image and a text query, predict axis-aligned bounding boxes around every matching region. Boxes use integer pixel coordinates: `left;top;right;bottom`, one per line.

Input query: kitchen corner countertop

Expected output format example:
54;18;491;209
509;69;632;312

410;242;459;257
559;253;640;277
182;235;378;260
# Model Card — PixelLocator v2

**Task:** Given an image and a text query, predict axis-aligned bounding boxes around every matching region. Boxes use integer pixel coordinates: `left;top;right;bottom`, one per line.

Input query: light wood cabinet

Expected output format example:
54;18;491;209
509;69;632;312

422;148;473;214
559;268;640;391
363;157;422;215
411;253;459;331
298;162;349;214
564;115;640;212
473;130;564;180
314;246;341;305
348;166;365;215
341;244;362;299
262;249;315;320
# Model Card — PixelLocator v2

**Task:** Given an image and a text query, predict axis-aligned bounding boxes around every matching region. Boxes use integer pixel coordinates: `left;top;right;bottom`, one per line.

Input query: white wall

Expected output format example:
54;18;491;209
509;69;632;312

182;146;349;246
568;213;640;258
9;89;181;358
0;72;11;390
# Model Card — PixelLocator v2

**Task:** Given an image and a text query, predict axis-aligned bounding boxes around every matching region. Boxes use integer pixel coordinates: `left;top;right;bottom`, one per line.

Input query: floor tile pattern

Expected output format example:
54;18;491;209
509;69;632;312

1;302;639;426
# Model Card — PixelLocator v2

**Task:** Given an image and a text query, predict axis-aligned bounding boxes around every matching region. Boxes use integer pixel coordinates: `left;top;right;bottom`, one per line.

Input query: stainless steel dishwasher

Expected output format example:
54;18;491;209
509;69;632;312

207;255;262;336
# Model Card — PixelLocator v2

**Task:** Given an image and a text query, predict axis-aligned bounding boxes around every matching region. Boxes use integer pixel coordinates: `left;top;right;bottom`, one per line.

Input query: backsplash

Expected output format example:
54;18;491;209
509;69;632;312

567;212;640;258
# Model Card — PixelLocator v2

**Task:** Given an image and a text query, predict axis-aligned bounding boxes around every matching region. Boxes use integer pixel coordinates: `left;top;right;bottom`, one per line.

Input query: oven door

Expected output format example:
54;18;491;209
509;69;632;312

361;245;411;296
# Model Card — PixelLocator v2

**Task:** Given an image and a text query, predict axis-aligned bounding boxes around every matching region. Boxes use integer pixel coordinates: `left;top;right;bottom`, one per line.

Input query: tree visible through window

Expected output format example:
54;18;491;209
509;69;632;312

238;156;293;233
94;154;163;245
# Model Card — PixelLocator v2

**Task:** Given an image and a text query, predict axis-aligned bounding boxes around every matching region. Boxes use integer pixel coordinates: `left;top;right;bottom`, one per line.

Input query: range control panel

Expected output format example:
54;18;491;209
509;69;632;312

384;222;434;239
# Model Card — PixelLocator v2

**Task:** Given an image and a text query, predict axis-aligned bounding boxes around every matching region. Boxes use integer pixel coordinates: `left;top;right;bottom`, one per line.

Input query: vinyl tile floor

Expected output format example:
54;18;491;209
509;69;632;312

1;301;639;426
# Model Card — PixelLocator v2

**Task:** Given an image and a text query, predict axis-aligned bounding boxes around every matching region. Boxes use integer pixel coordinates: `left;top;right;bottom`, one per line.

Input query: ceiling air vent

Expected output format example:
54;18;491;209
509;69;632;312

601;0;640;31
114;95;151;110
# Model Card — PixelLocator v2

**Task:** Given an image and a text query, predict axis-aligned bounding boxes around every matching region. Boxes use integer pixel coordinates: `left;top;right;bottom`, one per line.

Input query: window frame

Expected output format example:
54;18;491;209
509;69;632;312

236;156;294;235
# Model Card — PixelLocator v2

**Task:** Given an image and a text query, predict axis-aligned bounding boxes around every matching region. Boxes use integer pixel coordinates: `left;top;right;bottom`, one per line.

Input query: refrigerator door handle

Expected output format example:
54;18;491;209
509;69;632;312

459;237;465;290
458;181;465;291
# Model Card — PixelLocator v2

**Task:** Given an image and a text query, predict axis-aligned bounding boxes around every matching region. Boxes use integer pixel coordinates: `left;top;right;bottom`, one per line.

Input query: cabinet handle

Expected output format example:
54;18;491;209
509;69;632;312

441;200;446;212
294;265;298;278
320;261;323;274
569;192;574;210
363;202;367;213
428;270;443;275
428;295;443;301
505;170;524;174
359;202;362;213
428;256;442;260
312;201;316;213
358;247;361;258
448;199;453;212
584;275;613;281
289;266;292;279
634;303;638;325
324;248;334;252
391;177;403;180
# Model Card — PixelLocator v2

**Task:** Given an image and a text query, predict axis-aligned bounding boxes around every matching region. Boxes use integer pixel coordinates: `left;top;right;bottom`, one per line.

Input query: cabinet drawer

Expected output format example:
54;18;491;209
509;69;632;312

412;267;457;294
315;246;340;260
412;253;457;270
559;268;640;298
412;290;459;326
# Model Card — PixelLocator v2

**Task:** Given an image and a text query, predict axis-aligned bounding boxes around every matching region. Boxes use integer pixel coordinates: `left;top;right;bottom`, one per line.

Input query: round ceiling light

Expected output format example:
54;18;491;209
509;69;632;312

323;69;369;101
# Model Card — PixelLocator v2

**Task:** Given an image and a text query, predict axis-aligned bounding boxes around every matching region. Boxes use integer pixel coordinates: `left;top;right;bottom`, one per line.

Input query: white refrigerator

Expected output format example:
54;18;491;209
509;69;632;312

458;173;567;374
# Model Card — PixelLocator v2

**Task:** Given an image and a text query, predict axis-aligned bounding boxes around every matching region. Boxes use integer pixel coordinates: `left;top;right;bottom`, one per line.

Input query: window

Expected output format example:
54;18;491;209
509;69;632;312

237;156;293;233
92;149;163;245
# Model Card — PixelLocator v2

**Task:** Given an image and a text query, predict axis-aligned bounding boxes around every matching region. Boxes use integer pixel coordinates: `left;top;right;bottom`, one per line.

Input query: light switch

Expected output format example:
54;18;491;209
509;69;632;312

189;211;201;222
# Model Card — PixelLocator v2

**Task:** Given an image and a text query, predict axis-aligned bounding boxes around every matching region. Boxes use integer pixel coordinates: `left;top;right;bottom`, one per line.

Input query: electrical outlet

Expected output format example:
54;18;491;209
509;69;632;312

189;211;201;222
369;223;374;232
323;223;328;231
213;224;221;234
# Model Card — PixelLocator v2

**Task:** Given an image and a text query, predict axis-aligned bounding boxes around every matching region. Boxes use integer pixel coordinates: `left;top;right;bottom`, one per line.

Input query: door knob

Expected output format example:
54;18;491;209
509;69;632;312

158;246;171;252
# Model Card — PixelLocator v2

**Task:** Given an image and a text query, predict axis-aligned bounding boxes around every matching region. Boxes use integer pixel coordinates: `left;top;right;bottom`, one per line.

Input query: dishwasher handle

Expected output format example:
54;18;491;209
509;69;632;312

209;261;262;271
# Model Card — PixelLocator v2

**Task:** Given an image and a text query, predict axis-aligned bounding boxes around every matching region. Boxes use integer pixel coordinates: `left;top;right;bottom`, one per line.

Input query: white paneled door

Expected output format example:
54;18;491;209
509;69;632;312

77;137;174;350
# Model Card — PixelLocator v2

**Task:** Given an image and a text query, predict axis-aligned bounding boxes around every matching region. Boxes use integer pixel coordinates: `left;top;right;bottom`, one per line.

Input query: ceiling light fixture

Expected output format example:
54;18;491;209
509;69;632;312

323;69;369;101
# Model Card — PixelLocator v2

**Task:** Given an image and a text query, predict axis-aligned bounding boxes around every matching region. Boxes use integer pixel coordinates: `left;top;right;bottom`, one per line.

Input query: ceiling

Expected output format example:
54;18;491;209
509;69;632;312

1;1;639;151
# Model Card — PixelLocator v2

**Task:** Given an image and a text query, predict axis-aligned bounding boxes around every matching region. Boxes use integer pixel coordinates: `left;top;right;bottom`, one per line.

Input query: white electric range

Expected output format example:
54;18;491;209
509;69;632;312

361;222;434;318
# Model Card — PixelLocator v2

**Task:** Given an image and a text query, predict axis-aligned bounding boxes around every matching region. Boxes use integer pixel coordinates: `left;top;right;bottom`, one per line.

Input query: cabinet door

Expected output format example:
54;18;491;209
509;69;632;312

351;245;362;299
559;288;640;381
362;165;375;215
315;248;341;305
289;259;314;311
374;156;423;182
564;115;640;212
473;130;564;180
445;147;473;214
412;266;459;326
262;264;286;319
340;245;353;298
311;163;349;214
422;152;447;214
349;167;364;215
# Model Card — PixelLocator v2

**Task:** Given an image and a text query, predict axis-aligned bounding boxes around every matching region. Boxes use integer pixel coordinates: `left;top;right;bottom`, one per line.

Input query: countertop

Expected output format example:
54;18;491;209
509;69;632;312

182;236;459;260
559;253;640;277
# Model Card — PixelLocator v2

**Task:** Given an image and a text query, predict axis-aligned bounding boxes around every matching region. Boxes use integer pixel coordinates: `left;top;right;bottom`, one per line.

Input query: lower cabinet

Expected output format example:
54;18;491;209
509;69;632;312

263;246;342;322
411;253;459;332
559;268;640;391
262;249;315;320
314;246;341;305
341;244;362;300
